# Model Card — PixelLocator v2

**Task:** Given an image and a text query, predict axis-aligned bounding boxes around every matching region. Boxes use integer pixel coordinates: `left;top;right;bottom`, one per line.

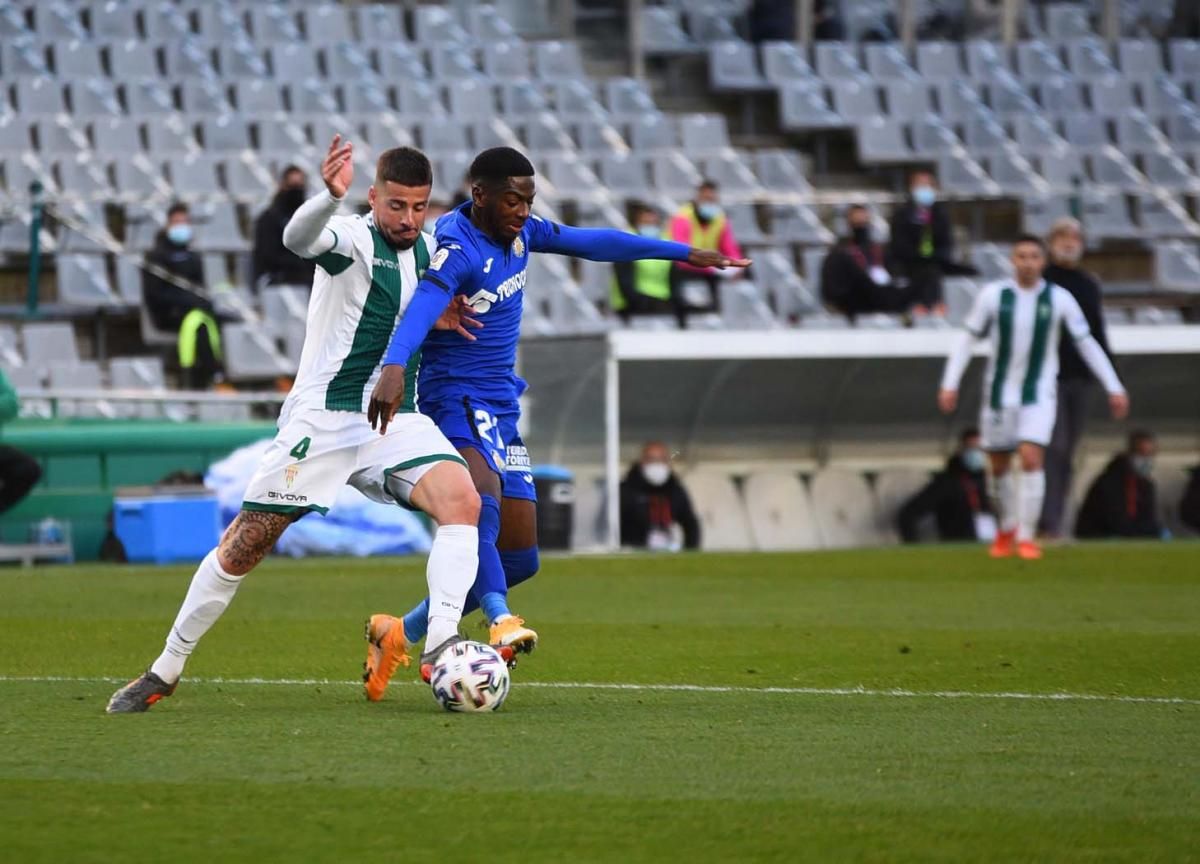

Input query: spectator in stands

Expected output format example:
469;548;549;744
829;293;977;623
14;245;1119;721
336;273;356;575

1075;431;1163;539
142;202;223;390
897;427;995;543
888;168;974;317
252;165;315;290
820;204;913;321
612;204;678;325
620;441;701;551
1180;464;1200;534
668;180;745;328
0;367;41;515
1039;217;1113;538
748;0;844;41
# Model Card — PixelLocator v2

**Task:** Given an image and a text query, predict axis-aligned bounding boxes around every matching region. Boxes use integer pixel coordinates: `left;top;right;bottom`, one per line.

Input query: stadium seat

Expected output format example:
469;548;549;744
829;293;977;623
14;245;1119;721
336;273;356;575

938;152;1000;196
498;80;549;117
604;78;658;116
830;80;881;121
180;78;233;115
111;156;172;201
248;5;302;44
1066;38;1118;79
1117;39;1163;79
779;82;843;130
884;80;931;118
52;39;104;78
809;467;885;548
107;38;162;78
354;4;406;43
164;153;222;197
910;114;959;156
987;147;1045;195
597;152;650;196
857;116;913;163
162;38;217;79
550;81;608;121
222;322;295;381
299;5;352;44
814;42;867;80
122;77;176;114
1089;76;1138;115
650;152;703;197
965;40;1012;80
1043;3;1093;39
678;113;730;154
742;471;821;550
934;81;990;124
708;40;769;91
143;2;190;41
1080;187;1138;239
33;116;87;155
1061;113;1112;150
1022;192;1073;236
1168;39;1200;78
986;73;1041;116
569;467;607;549
55;254;118;306
681;469;754;551
1137;192;1200;238
627;112;678;152
34;2;88;41
754;149;812;193
533;41;586;81
1038;76;1087;113
341;81;393;114
864;42;920;81
200;115;253;152
760;41;818;84
269;44;321;81
963;114;1011;154
56;153;116;199
447;78;496;117
1141;149;1197;188
872;467;934;542
194;4;250;42
14;78;65;116
640;7;697;54
701;152;762;197
916;41;963;79
518;114;574;154
768;203;833;245
1089;149;1145;188
1012;113;1069;152
22;322;80;368
0;117;28;154
1154;241;1200;292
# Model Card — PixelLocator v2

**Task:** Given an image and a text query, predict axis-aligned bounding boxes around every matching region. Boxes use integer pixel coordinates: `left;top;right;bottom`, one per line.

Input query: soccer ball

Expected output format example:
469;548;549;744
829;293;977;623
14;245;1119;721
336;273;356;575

429;641;510;713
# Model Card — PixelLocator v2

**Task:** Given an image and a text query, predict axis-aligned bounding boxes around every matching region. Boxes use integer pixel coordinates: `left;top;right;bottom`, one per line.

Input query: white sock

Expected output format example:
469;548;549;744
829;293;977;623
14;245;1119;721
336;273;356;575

425;524;478;650
1017;470;1045;544
150;549;244;683
990;472;1017;535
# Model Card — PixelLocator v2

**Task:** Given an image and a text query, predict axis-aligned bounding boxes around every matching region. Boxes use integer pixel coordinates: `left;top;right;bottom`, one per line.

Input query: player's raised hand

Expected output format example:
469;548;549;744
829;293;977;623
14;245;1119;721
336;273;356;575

687;248;751;270
434;296;484;342
937;388;958;414
367;365;406;434
321;134;353;199
1109;392;1130;420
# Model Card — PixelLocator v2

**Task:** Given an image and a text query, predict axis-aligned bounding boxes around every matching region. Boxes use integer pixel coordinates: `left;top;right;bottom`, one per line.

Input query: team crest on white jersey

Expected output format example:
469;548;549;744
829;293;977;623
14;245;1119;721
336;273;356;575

512;236;525;257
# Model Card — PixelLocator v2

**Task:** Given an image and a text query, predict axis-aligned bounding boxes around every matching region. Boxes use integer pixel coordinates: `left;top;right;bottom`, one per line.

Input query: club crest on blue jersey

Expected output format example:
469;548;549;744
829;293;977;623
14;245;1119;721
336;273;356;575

512;236;525;257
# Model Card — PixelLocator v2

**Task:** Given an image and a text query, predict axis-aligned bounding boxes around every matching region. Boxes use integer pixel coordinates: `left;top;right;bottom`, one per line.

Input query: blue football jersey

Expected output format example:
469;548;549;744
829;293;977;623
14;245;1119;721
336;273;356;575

417;202;557;404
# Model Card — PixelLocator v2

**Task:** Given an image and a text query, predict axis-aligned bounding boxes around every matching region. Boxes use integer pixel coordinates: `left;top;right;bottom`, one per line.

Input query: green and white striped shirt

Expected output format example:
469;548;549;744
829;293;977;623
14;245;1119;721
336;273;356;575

943;277;1122;409
281;190;435;415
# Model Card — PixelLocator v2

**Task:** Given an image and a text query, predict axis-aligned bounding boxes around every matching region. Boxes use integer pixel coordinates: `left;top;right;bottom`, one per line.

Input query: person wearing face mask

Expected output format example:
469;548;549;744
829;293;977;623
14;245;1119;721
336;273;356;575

668;180;745;327
142;201;223;388
252;165;316;290
897;428;996;543
611;204;679;325
820;204;914;321
1075;431;1164;539
888;168;974;316
620;441;701;551
1038;217;1113;539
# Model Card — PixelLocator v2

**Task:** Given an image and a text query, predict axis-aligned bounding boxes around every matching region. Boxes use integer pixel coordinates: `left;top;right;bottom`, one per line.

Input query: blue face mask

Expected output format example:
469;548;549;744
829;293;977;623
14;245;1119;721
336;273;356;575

166;223;193;246
638;224;661;238
962;447;985;473
912;186;936;208
696;202;721;222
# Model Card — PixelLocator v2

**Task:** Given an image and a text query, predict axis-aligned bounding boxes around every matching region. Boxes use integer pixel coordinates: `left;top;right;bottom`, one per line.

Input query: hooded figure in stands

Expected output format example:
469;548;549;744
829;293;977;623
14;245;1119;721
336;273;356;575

252;165;316;290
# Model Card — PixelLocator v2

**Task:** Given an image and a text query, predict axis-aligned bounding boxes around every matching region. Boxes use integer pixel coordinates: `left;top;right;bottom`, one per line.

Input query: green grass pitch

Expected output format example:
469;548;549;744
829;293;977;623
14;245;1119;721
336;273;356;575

1;544;1197;863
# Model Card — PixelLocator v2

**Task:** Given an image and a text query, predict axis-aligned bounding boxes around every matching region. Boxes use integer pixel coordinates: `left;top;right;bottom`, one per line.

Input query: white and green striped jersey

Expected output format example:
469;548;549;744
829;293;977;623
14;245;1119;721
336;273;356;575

281;191;435;415
953;278;1092;409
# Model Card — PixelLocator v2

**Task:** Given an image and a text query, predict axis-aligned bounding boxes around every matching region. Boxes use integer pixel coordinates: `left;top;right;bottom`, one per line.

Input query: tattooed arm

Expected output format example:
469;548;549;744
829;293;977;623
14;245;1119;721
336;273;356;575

216;510;296;575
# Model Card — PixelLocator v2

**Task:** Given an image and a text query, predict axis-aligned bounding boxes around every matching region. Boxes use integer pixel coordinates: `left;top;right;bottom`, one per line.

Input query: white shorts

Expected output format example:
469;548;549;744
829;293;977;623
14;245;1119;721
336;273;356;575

980;401;1057;451
242;408;466;516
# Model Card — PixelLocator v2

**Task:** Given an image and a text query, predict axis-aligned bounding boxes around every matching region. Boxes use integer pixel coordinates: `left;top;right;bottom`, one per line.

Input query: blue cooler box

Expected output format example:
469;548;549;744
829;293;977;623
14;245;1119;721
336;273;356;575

113;495;221;564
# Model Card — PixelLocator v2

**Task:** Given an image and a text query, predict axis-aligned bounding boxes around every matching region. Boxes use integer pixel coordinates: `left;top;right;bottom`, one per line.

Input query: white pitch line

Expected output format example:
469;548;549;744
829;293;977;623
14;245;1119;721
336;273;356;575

0;675;1197;706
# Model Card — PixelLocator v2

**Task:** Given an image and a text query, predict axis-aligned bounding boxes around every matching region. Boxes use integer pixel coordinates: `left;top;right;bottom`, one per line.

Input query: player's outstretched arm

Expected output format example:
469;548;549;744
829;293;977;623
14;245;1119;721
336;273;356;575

282;135;353;258
529;220;750;268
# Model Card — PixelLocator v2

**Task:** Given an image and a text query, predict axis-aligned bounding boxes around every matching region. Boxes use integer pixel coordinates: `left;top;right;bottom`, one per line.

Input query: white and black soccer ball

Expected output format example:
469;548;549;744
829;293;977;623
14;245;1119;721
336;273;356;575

429;641;510;713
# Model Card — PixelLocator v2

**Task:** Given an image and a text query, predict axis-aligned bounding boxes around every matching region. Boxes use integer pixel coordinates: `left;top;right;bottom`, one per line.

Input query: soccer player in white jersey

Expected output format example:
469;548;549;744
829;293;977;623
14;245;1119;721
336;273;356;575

108;138;487;712
938;234;1129;560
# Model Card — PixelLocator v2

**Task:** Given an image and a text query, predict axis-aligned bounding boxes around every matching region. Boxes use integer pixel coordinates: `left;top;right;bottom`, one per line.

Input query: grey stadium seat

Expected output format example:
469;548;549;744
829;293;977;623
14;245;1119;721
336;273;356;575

323;42;375;83
354;4;406;43
499;81;550;117
232;80;285;114
1013;113;1069;151
857;116;913;162
194;4;251;42
248;6;302;44
56;153;115;199
597;152;650;196
201;116;253;152
1066;38;1118;79
90;117;143;155
299;5;353;44
1168;39;1200;78
1079;188;1138;239
1118;39;1164;79
123;78;175;114
162;39;217;79
1015;40;1069;78
1088;76;1137;115
164;153;223;198
987;73;1041;115
963;113;1011;154
678;113;730;153
1141;150;1197;188
640;7;697;54
627;112;678;151
814;42;867;80
779;82;843;130
53;39;104;78
884;80;931;117
1140;76;1192;120
223;322;295;381
761;41;817;84
90;1;139;41
1061;113;1111;150
14;78;65;116
864;42;920;81
270;44;321;81
1137;192;1200;238
534;41;586;80
1116;112;1170;150
146;115;199;152
143;2;192;41
1154;241;1200;291
179;78;233;115
1039;76;1086;113
830;79;881;121
67;79;123;117
754;149;811;192
722;202;766;244
218;42;271;80
1088;149;1144;188
743;471;821;550
108;39;162;78
755;249;819;318
910;114;959;156
1022;193;1072;236
768;203;833;245
604;78;658;116
650;152;703;197
447;78;496;117
701;151;762;195
916;41;963;79
428;43;481;81
55;254;118;306
22;322;80;367
965;40;1012;80
34;116;87;155
708;40;769;91
1037;146;1086;188
0;117;28;154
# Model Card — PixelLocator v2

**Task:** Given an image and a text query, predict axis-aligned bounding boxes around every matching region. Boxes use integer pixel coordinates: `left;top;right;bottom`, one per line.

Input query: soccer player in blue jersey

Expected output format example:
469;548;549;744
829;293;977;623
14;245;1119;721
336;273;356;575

360;147;749;690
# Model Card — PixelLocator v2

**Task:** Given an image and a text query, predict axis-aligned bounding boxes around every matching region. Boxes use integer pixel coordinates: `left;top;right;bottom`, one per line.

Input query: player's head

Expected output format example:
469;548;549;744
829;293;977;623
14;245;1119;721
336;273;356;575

1010;233;1046;287
468;146;536;244
368;147;433;250
164;201;192;247
1048;217;1084;267
909;168;937;207
845;203;871;232
639;441;672;486
694;179;721;222
1128;429;1157;461
631;202;661;236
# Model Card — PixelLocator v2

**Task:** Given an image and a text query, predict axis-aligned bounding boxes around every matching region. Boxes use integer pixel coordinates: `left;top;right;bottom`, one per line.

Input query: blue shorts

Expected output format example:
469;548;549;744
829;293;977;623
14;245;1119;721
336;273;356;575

420;395;538;503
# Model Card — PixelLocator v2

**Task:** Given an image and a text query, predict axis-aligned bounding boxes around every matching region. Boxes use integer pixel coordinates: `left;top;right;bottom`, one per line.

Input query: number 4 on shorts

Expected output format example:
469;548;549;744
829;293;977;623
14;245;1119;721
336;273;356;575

289;436;311;460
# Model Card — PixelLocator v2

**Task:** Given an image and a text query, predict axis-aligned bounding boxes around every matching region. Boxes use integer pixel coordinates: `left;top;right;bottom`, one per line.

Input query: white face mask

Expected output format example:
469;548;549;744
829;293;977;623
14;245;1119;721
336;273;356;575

642;462;670;487
962;447;986;473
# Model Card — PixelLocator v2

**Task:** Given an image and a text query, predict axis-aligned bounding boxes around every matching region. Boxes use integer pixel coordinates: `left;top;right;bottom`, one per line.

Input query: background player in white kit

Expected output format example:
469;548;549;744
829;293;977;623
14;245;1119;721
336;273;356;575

938;234;1129;560
108;138;483;712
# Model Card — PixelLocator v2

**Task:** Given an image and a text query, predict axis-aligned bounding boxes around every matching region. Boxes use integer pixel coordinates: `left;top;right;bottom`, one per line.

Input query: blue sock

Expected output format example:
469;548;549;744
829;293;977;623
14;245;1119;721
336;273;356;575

500;545;539;591
471;494;511;623
401;598;430;644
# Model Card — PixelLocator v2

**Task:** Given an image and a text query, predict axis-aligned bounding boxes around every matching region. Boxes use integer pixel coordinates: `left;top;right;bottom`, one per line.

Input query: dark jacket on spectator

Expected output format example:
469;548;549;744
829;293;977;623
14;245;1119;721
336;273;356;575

887;201;955;273
1075;454;1161;538
1044;264;1111;382
1179;465;1200;533
620;463;701;550
252;192;315;289
820;233;910;319
142;232;209;331
897;454;991;542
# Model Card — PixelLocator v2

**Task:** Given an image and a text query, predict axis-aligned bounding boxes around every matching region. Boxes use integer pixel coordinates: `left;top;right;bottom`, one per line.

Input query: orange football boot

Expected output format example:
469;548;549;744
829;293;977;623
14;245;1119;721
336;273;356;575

989;530;1016;559
363;614;411;701
1017;541;1043;560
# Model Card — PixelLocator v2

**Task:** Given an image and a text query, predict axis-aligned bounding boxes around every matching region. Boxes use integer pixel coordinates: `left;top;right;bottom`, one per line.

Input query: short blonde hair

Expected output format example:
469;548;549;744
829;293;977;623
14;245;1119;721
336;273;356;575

1047;217;1083;242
